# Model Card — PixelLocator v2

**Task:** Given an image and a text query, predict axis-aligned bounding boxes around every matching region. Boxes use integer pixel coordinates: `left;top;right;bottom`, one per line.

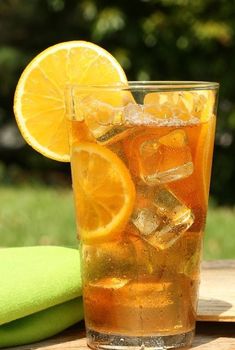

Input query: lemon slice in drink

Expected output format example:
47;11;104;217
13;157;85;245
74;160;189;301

71;142;136;243
14;41;128;161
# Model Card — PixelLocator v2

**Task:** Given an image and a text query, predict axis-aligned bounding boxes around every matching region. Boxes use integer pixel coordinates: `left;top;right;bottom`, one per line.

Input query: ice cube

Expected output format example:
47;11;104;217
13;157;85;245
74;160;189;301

132;208;160;236
143;91;186;120
131;186;194;250
95;125;133;144
124;103;144;123
79;99;135;145
147;162;194;185
138;130;193;185
152;187;194;249
153;187;190;218
143;90;215;123
159;129;187;147
89;277;130;290
138;138;161;180
144;91;181;105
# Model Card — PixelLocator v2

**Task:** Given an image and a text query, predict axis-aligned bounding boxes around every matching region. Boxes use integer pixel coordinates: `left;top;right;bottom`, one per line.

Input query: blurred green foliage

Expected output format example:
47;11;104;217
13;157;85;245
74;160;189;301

0;0;235;204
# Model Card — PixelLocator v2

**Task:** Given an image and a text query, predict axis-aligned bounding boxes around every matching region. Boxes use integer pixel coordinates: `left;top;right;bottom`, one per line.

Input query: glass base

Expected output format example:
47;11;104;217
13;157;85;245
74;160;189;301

87;328;194;350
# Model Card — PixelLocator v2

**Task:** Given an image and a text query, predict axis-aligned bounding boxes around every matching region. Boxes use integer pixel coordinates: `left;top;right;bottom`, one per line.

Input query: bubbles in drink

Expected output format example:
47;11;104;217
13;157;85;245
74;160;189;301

84;275;195;334
124;103;145;121
82;240;138;281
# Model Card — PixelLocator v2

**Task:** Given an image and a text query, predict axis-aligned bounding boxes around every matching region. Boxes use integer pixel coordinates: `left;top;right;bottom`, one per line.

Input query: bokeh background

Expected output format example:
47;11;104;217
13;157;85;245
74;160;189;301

0;0;235;258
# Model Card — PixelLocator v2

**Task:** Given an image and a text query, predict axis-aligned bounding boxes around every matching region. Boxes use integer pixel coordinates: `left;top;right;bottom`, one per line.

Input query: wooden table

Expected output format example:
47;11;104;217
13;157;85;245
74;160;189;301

7;261;235;350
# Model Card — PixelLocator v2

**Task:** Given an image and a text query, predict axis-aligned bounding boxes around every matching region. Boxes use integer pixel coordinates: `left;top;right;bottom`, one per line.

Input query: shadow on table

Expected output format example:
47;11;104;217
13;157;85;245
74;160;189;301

197;297;233;321
193;298;235;348
193;321;235;348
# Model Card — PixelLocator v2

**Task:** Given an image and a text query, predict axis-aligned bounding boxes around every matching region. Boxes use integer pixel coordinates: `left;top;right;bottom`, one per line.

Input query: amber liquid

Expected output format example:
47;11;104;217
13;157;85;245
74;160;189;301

71;116;215;337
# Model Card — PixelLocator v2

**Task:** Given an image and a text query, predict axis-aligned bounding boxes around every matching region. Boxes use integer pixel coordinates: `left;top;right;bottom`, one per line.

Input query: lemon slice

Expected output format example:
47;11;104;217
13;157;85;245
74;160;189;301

71;142;136;243
14;41;128;161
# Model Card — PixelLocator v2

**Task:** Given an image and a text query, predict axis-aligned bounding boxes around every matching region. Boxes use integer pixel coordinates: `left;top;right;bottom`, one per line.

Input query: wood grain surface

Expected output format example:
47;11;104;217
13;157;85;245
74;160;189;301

198;260;235;321
5;260;235;350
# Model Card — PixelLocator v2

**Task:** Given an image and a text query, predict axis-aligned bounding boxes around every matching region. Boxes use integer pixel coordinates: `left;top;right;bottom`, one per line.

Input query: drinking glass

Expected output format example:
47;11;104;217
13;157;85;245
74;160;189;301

65;82;219;350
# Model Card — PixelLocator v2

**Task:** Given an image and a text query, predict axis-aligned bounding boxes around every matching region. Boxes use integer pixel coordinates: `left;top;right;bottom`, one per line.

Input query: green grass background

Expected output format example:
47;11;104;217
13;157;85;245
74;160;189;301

0;185;234;260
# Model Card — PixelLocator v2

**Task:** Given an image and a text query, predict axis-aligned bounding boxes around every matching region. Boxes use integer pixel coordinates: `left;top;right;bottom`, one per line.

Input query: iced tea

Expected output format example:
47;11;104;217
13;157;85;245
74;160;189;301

68;83;218;349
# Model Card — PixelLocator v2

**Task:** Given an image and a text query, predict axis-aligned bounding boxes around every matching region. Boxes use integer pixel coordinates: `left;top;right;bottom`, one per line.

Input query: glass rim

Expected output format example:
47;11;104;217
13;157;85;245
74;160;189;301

68;81;219;92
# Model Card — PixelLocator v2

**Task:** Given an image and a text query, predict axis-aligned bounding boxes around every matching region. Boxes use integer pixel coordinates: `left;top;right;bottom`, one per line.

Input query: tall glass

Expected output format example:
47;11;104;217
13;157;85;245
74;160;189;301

66;82;219;350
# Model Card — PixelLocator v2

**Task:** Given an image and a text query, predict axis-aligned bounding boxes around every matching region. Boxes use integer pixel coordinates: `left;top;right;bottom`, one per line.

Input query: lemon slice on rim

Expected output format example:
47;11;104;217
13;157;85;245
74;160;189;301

14;41;128;161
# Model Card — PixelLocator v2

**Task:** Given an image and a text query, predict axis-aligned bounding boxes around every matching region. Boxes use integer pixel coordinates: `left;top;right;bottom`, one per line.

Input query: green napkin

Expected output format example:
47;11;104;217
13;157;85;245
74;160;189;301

0;298;83;348
0;246;83;348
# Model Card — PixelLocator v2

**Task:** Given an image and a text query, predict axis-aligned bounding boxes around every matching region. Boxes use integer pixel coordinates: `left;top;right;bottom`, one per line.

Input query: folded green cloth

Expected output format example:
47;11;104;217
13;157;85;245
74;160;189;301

0;298;83;348
0;246;83;348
